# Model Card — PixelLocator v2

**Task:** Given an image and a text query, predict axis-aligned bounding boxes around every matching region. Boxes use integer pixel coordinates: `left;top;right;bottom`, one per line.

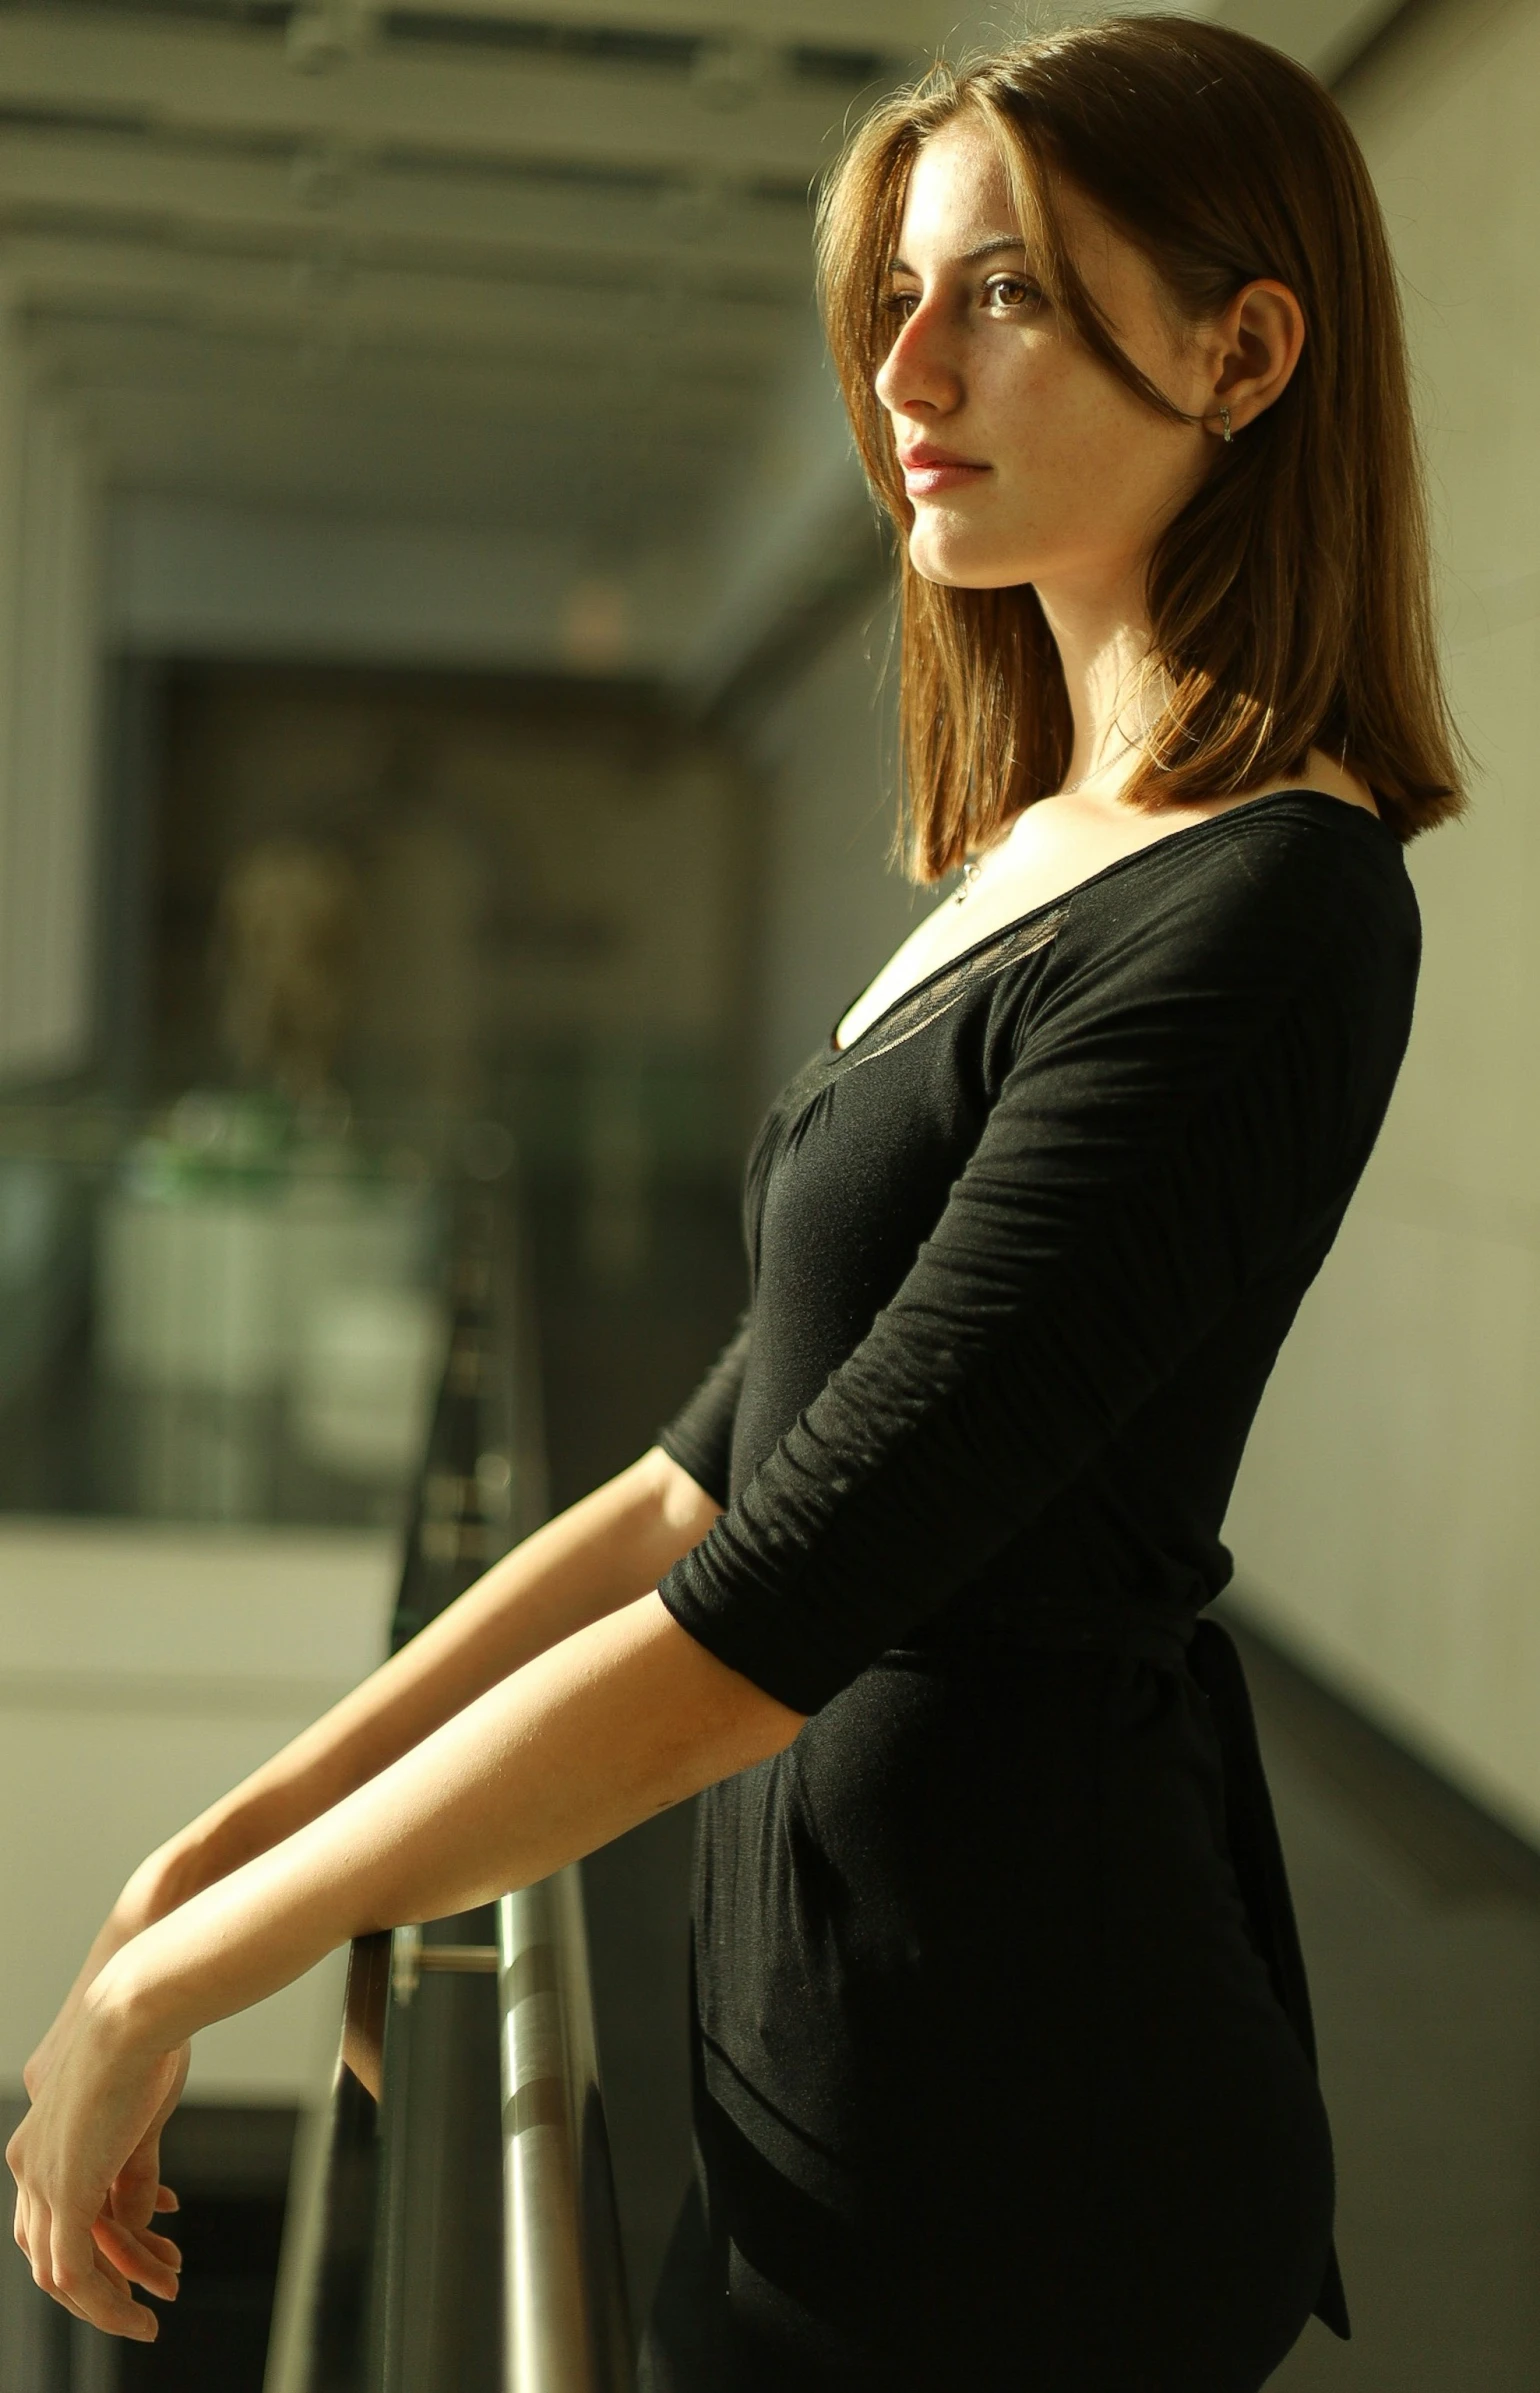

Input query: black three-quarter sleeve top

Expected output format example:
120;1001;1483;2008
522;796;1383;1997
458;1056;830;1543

656;792;1419;1709
642;793;1421;2389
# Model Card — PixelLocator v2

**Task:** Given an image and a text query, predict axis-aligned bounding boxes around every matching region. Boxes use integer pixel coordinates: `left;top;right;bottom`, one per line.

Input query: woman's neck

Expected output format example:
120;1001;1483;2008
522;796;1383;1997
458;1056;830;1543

1026;571;1378;822
1035;574;1157;799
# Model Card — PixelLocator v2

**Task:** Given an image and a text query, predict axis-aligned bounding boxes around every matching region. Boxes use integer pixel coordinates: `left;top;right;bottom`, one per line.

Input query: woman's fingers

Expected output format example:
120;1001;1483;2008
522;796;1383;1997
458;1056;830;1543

7;2010;189;2341
109;2157;159;2235
111;2043;191;2238
78;2246;136;2325
22;2201;136;2335
154;2183;181;2214
95;2248;134;2298
19;2174;173;2334
107;2156;183;2281
94;2211;181;2301
49;2213;157;2341
137;2226;183;2271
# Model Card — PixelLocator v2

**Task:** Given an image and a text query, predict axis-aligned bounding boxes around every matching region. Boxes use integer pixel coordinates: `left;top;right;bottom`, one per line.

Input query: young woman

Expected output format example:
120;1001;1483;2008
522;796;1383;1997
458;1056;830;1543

11;18;1462;2389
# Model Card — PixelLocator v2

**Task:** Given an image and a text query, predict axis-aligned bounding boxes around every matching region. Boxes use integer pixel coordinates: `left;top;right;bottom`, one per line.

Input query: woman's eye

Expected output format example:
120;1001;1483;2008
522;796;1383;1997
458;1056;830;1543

882;289;920;320
984;275;1043;311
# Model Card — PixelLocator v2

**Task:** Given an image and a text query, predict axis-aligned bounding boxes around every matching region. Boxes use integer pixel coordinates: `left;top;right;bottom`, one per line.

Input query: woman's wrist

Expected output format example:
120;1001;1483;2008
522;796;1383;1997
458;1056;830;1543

81;1946;176;2066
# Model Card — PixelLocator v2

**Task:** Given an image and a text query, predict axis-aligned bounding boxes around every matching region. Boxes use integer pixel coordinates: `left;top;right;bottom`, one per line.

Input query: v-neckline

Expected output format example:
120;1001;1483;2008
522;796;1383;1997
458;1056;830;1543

829;789;1390;1057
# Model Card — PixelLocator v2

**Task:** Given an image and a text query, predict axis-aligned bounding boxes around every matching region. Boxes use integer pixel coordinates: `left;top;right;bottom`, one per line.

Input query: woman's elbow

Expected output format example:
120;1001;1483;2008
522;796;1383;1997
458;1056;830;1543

642;1444;724;1554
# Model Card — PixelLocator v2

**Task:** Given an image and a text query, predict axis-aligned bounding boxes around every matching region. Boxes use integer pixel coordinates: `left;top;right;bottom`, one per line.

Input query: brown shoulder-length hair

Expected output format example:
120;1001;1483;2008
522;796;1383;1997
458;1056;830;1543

816;14;1464;876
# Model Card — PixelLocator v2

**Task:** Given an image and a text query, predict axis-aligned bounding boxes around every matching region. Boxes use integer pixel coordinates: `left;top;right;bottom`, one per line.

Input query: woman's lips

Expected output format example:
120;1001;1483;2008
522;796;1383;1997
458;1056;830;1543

900;449;991;497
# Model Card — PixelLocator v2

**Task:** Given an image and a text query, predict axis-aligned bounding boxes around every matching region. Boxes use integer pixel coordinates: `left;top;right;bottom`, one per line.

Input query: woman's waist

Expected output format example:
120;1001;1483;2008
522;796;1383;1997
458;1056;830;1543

892;1579;1201;1676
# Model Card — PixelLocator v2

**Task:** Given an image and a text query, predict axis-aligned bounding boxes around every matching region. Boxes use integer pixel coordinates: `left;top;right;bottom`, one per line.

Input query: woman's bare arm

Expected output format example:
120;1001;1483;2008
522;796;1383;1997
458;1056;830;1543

25;1447;719;2096
9;1595;799;2340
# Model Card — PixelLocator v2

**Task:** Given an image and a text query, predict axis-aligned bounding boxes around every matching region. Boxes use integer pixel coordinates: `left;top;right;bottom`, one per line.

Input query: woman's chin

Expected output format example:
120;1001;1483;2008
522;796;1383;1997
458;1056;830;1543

906;522;1035;591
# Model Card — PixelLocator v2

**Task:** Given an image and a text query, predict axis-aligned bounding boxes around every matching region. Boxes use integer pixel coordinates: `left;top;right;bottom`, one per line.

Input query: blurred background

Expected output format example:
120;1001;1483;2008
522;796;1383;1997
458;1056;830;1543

0;0;1535;2388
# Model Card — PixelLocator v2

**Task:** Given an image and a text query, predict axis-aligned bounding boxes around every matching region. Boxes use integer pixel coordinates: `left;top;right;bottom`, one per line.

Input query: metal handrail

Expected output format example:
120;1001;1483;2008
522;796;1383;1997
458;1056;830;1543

266;1188;633;2393
499;1875;632;2393
263;1930;392;2393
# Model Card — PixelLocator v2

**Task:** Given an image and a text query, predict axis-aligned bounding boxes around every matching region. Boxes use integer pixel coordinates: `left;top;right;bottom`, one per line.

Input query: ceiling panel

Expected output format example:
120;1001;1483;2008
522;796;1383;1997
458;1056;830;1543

0;0;888;564
0;0;1403;656
375;0;943;47
0;122;820;283
6;228;797;358
33;310;765;423
0;14;885;181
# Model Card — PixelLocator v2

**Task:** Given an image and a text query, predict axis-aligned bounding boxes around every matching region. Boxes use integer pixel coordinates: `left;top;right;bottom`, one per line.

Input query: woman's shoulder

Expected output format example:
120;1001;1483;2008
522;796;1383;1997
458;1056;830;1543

1010;791;1421;1070
1064;789;1417;957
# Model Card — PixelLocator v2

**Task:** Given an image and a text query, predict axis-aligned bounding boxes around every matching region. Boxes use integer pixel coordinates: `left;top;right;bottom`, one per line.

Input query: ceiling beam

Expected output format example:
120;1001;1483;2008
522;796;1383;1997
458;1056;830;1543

384;0;944;49
5;230;790;374
31;316;763;450
0;124;817;287
0;16;866;184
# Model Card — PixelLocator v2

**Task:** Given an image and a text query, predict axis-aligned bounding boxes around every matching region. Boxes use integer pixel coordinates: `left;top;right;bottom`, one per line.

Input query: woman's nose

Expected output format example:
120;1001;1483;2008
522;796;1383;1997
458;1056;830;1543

874;296;962;419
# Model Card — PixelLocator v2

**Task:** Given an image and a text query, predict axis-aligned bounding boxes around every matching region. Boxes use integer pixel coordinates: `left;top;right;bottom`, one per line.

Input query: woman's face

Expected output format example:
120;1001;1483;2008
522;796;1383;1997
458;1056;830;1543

874;117;1216;601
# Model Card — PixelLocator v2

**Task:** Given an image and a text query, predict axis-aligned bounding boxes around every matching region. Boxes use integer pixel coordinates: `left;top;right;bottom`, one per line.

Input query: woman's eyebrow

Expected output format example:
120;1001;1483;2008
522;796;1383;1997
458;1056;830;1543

888;237;1029;276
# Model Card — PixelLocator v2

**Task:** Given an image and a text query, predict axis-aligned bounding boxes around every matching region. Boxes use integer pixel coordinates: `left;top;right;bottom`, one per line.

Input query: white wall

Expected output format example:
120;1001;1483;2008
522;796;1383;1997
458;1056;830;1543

0;1520;395;2102
747;599;922;1103
1224;0;1540;1840
0;324;103;1082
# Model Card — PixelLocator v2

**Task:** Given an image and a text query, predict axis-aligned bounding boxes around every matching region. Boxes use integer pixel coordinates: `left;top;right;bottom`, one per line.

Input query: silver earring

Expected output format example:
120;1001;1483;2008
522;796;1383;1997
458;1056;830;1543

1220;405;1233;444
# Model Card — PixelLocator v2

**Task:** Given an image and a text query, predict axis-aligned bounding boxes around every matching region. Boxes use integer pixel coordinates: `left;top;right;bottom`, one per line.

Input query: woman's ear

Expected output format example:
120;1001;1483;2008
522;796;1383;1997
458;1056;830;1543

1207;279;1306;435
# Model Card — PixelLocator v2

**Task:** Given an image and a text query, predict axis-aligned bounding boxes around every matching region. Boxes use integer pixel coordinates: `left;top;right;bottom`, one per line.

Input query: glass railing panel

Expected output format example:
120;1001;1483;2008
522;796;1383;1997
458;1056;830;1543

0;1098;457;1529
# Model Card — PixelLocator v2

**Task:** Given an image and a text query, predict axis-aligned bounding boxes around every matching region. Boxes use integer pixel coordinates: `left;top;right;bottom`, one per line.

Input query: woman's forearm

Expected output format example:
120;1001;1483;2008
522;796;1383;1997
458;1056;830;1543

8;1597;792;2347
95;1596;798;2059
151;1447;721;1902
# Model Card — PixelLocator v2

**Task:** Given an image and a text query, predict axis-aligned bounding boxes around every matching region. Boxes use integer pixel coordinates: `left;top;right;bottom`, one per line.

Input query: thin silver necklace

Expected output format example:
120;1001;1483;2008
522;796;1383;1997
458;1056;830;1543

952;808;1033;906
952;759;1132;905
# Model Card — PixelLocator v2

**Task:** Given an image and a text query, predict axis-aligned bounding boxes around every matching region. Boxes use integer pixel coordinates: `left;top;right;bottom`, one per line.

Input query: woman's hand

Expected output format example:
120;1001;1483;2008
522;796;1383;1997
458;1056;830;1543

8;1588;795;2351
8;1970;189;2342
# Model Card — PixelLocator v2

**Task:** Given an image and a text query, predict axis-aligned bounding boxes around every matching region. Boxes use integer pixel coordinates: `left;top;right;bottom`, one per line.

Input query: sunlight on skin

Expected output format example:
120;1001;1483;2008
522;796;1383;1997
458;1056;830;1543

9;116;1379;2349
833;119;1377;1054
7;1457;793;2343
876;116;1308;770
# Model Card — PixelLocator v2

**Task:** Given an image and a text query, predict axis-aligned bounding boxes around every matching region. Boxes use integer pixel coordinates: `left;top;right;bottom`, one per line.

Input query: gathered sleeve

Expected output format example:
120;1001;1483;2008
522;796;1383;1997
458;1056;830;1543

657;853;1413;1715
